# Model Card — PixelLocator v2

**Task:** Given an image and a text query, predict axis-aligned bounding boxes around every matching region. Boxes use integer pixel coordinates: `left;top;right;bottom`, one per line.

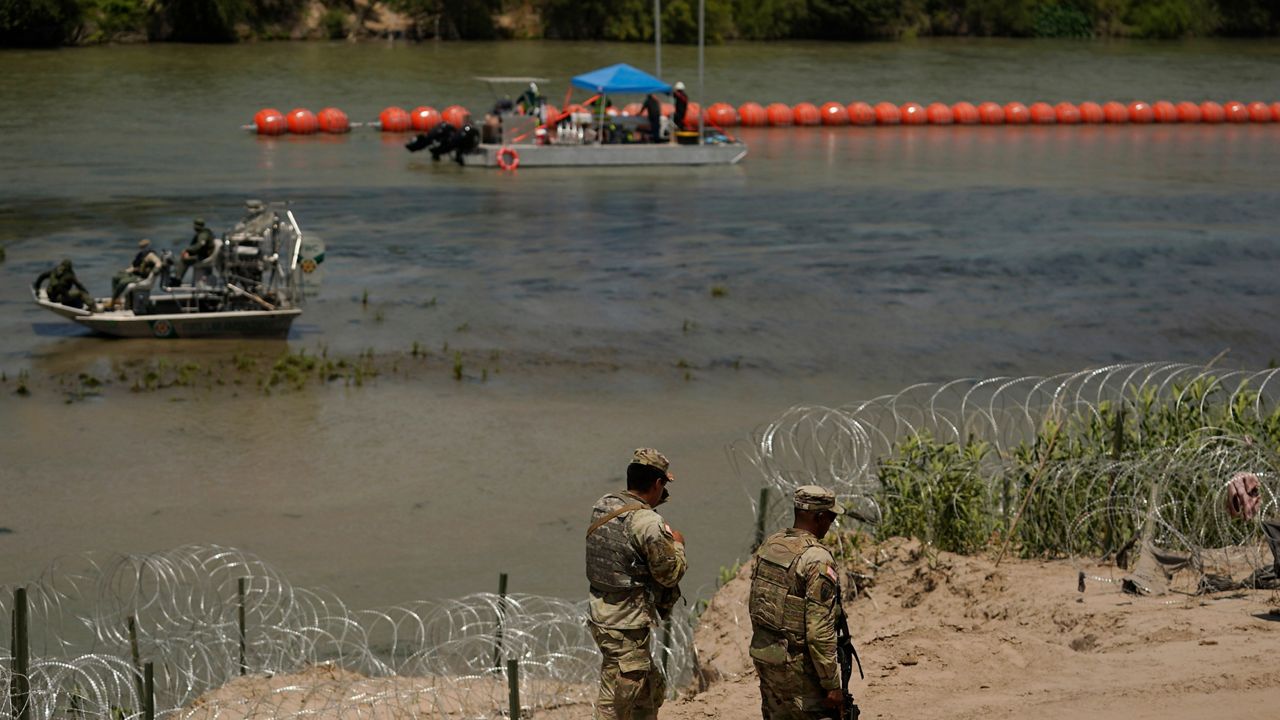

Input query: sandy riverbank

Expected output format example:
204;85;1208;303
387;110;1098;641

184;537;1280;719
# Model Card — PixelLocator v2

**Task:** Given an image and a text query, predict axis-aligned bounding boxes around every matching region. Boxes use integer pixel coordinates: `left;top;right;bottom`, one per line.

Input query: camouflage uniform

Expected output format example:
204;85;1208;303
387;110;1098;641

111;239;161;302
234;200;276;238
749;486;846;720
35;259;94;309
587;448;687;720
173;219;216;285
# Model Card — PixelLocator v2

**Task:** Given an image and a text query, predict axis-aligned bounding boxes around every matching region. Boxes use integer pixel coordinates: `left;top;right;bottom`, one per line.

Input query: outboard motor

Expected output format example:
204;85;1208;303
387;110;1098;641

405;122;457;160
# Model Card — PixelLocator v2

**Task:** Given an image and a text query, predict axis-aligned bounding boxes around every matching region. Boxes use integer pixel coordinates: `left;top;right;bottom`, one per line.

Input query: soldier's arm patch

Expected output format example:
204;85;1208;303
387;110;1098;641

824;565;839;584
818;578;835;603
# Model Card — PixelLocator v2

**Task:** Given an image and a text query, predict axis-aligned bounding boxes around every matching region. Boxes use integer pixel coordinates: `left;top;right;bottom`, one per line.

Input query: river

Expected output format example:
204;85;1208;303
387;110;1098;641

0;38;1278;609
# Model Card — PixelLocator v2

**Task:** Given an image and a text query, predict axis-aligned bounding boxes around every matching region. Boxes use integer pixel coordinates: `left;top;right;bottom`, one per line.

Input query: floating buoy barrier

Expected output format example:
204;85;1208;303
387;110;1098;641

378;106;411;132
286;108;319;135
848;101;876;126
245;98;1280;136
766;102;793;126
738;102;766;127
410;106;441;132
253;108;287;136
317;107;350;133
874;102;901;125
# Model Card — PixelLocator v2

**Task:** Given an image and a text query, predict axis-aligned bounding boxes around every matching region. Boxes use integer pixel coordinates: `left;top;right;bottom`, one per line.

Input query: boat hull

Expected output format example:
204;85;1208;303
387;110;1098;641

470;142;747;168
72;308;302;338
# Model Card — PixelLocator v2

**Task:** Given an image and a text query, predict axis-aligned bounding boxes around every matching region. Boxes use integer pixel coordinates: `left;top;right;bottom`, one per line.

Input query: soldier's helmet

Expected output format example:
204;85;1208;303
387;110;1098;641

631;448;670;475
58;258;72;270
138;238;151;248
194;218;206;228
794;485;844;515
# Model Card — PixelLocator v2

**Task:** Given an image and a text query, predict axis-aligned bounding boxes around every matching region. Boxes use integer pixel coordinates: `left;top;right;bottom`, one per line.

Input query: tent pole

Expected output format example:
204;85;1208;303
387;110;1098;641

697;0;704;144
654;0;662;79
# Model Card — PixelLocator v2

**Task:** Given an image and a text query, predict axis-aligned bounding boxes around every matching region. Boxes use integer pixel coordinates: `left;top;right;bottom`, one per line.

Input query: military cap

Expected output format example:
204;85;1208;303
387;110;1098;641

631;447;670;475
794;485;843;514
138;238;151;248
194;218;206;227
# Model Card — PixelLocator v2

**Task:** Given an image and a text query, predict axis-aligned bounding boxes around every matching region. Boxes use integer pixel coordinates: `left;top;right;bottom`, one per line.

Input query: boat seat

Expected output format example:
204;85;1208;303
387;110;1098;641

119;269;160;312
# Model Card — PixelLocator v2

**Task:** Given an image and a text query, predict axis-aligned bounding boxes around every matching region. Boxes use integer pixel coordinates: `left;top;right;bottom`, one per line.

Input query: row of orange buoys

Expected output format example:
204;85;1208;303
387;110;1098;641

250;100;1280;135
717;100;1280;127
250;105;474;135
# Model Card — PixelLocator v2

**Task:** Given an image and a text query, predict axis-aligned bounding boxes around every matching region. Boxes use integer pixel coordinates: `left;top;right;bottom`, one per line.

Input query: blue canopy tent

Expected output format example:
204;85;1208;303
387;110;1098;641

570;63;671;95
569;63;672;143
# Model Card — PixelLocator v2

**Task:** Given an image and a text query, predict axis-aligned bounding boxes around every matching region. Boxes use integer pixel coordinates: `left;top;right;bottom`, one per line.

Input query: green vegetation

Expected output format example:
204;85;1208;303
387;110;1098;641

873;376;1280;558
2;0;1273;46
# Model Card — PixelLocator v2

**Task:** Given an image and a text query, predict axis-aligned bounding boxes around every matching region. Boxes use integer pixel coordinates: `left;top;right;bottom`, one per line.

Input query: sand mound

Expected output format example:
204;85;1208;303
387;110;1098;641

667;537;1280;719
185;539;1280;719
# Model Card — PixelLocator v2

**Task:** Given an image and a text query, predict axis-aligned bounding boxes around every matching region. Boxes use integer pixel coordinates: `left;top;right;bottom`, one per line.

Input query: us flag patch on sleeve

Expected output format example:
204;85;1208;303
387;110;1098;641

824;565;839;583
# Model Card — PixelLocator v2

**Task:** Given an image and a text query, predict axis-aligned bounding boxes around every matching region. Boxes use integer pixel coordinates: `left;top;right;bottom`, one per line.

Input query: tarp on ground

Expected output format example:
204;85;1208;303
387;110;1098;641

570;63;671;95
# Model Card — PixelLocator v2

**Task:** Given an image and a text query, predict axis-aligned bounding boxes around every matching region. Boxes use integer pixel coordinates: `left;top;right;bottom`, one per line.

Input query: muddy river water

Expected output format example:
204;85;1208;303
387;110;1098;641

1;38;1278;609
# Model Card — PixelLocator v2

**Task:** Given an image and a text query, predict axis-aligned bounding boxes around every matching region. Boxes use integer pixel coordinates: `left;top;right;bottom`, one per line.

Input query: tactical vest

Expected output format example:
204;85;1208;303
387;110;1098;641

585;493;651;592
749;532;822;646
49;267;75;295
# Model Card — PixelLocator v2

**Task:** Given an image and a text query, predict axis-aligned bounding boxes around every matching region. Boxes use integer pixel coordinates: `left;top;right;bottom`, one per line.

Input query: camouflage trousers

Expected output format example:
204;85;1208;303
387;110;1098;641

754;658;837;720
590;623;665;720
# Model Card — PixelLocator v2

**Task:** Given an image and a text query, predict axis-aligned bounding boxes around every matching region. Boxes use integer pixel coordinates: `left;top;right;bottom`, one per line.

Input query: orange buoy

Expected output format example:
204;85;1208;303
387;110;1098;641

379;106;411;132
847;102;876;126
441;105;470;128
1200;101;1225;124
286;108;318;134
977;102;1004;125
253;108;287;136
683;102;702;128
925;102;953;124
793;102;821;126
1054;102;1081;124
874;102;902;125
1128;101;1154;124
1174;101;1201;123
900;102;926;125
766;102;793;126
952;102;979;124
1078;102;1105;123
1028;102;1055;124
1102;101;1128;123
543;103;560;123
707;102;738;127
661;102;675;117
1003;102;1030;125
1271;102;1280;122
1246;101;1272;123
820;101;849;126
410;106;441;132
317;107;350;134
738;102;767;127
1152;101;1177;123
1224;100;1249;123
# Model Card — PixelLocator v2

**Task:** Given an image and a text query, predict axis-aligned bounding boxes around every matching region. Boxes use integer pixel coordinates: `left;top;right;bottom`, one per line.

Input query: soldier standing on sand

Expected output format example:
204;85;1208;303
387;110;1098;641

748;486;846;719
586;448;688;720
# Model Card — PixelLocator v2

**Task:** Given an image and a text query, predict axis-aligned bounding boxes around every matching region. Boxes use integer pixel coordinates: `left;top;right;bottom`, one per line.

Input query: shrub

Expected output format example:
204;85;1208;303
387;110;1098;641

0;0;81;46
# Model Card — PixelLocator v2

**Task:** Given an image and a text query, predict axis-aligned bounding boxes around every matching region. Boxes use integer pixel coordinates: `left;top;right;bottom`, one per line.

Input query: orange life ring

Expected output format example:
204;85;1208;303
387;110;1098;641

497;147;520;171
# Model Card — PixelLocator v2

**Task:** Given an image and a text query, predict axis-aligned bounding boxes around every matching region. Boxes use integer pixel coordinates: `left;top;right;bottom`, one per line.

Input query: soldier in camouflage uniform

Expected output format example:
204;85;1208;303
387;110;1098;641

34;258;96;310
171;218;217;287
748;486;847;719
586;448;688;720
234;199;276;238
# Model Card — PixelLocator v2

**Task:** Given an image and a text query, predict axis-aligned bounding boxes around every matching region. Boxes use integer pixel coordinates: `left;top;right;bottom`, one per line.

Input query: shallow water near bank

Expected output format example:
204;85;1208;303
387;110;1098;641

1;38;1279;607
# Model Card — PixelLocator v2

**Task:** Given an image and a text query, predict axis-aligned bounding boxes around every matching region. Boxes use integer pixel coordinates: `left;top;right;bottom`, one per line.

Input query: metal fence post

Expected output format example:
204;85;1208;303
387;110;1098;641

9;587;29;720
507;659;520;719
493;572;508;668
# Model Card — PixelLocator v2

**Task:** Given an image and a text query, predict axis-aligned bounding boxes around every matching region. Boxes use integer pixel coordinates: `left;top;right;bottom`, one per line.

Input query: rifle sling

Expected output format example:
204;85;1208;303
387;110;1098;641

586;504;647;538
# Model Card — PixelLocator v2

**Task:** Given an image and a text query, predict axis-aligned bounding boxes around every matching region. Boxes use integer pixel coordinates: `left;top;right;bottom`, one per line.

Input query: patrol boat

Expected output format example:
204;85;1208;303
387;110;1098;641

32;207;324;339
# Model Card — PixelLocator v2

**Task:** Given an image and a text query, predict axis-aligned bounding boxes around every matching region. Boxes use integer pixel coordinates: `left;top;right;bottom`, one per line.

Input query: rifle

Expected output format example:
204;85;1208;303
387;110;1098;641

835;611;864;720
